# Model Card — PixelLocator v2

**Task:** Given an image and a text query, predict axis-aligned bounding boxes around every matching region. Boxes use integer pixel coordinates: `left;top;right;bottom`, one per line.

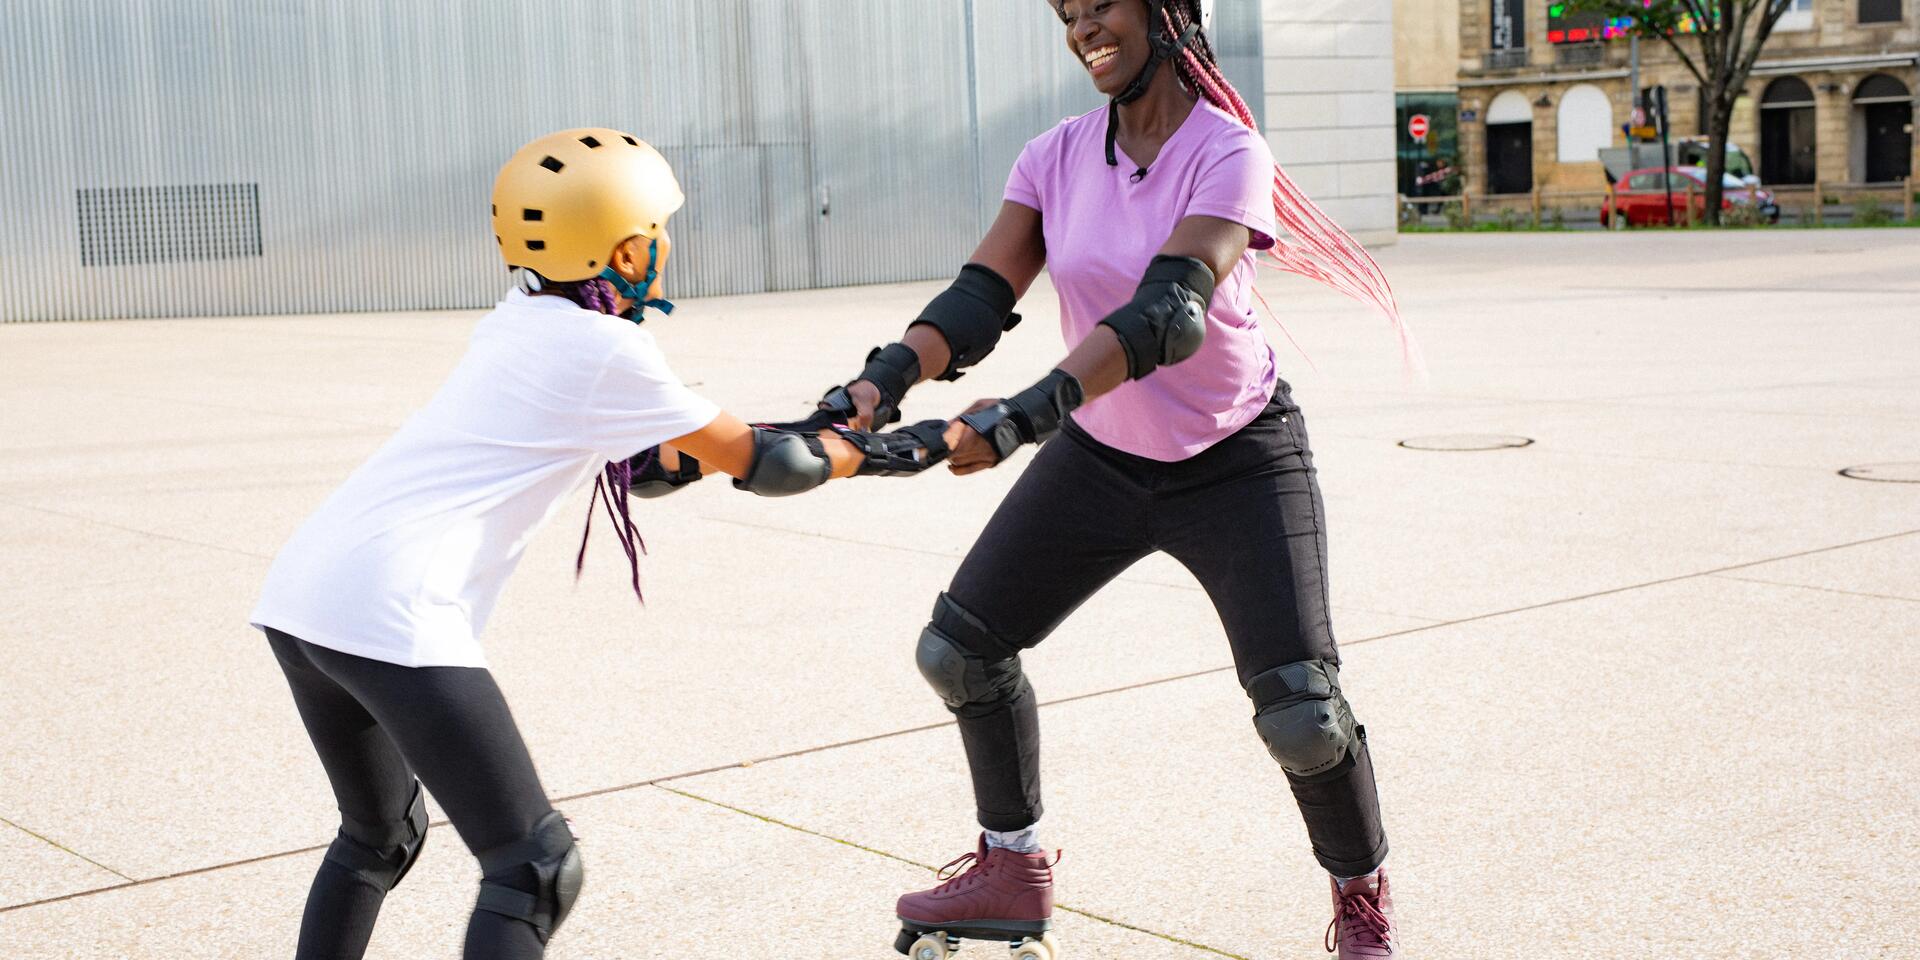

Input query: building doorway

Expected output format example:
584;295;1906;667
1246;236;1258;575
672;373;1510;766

1759;76;1817;184
1485;90;1534;194
1853;74;1913;183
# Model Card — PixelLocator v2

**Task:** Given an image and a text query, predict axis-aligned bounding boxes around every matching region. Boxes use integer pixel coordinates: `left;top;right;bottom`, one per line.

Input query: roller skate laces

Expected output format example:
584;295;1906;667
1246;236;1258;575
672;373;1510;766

1325;871;1395;959
895;838;1059;958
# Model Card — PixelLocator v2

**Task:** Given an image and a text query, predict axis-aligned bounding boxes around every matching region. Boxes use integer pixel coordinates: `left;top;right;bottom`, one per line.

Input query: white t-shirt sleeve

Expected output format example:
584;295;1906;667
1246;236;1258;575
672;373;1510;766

581;329;721;460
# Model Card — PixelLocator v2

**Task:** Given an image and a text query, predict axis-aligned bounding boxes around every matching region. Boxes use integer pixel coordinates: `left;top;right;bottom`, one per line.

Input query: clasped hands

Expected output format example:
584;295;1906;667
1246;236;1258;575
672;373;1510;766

630;377;1021;499
822;379;1013;477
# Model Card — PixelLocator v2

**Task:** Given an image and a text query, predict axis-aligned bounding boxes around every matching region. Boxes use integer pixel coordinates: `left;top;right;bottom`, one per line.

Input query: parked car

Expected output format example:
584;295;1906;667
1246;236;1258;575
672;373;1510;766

1599;141;1760;188
1672;139;1760;186
1601;166;1780;226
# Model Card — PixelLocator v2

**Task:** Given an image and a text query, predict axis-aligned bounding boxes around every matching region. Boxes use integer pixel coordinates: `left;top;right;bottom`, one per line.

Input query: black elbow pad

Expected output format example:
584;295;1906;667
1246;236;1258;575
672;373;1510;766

909;263;1022;381
1098;255;1215;381
733;429;832;497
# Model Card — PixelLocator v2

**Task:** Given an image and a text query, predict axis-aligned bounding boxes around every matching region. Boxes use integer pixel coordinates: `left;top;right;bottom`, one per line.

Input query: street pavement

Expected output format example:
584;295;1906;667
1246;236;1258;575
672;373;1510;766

1;229;1916;958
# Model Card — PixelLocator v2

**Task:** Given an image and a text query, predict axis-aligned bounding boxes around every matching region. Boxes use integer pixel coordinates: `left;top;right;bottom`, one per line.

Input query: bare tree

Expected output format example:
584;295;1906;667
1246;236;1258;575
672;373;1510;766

1570;0;1793;224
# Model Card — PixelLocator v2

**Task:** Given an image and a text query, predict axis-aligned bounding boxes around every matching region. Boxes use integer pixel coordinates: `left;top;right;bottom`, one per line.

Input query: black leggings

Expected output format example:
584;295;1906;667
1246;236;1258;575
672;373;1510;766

941;388;1388;876
266;629;559;960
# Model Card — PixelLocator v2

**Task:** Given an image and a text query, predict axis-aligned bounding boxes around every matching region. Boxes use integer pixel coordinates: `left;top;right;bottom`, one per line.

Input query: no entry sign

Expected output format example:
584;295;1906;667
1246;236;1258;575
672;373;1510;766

1409;114;1431;142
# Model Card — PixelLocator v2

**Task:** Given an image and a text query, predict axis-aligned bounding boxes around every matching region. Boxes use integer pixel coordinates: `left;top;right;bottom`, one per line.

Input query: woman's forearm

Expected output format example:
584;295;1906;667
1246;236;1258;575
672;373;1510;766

1054;325;1131;404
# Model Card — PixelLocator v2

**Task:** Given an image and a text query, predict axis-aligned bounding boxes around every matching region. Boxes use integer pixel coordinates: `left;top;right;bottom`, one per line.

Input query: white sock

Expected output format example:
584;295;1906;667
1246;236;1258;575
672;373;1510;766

983;823;1042;854
1333;860;1385;888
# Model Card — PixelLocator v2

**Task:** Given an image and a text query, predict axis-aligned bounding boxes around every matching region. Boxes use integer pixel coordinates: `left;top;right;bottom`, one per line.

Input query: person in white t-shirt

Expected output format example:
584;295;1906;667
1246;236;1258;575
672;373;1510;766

250;128;949;960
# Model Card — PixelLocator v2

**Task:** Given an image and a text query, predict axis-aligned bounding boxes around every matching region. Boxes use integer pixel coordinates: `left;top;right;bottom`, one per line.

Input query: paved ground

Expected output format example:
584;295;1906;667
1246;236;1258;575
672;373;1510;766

1;230;1917;959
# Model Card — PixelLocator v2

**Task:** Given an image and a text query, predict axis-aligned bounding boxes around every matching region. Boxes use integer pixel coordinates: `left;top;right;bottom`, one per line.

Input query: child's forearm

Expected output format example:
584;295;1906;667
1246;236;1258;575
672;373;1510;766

819;433;863;479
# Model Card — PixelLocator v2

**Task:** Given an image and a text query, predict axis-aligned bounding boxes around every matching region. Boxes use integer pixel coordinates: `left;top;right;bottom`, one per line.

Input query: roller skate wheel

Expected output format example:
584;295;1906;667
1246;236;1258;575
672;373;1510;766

1010;933;1058;960
908;933;954;960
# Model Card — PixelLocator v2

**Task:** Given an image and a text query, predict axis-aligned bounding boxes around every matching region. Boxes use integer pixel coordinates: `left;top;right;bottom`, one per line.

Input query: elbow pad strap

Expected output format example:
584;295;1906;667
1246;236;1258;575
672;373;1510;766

1097;255;1215;381
910;263;1022;381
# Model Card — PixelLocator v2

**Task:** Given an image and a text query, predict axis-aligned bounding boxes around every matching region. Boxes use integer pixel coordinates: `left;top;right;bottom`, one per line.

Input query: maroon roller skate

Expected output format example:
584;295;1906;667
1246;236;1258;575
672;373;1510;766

894;835;1057;959
1325;870;1396;959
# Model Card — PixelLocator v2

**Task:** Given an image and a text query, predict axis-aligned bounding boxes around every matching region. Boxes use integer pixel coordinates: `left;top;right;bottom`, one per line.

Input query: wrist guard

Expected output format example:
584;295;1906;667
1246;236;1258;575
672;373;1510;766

820;341;919;427
831;420;951;476
957;368;1085;464
628;447;703;499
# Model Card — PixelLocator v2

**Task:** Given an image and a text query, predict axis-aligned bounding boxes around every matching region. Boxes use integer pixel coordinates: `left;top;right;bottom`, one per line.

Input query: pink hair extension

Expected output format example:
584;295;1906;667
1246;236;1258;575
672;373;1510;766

1160;3;1419;370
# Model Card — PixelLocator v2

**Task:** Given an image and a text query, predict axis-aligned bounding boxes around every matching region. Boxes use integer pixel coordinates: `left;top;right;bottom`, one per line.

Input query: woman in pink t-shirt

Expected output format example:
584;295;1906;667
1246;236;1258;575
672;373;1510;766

814;4;1402;957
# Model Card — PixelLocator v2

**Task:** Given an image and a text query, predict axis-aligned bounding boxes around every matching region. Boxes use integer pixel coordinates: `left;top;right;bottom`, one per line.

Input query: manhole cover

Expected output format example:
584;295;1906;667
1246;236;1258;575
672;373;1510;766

1398;434;1534;452
1839;462;1920;484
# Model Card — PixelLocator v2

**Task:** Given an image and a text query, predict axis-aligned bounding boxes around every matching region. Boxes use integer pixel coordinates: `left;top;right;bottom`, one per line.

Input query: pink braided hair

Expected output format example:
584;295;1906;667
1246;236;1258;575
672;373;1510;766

1157;1;1419;370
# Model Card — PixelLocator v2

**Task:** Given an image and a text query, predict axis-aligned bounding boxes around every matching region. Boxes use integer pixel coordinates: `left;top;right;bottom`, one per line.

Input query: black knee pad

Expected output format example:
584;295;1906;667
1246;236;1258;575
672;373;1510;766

1247;660;1358;779
915;593;1026;710
474;811;583;944
324;780;430;892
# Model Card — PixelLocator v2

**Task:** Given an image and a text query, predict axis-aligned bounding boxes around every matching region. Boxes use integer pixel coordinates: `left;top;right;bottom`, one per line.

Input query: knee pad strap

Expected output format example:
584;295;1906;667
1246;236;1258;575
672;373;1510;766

916;595;1023;710
475;811;583;943
1247;660;1357;779
326;780;430;892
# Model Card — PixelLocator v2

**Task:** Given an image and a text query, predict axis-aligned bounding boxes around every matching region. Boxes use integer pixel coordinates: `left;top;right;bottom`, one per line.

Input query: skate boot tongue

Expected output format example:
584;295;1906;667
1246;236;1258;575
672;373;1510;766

1328;871;1395;958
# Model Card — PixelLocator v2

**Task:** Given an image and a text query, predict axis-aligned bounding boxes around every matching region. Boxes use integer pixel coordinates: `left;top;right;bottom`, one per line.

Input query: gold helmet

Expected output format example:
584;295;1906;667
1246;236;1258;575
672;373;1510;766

491;128;684;284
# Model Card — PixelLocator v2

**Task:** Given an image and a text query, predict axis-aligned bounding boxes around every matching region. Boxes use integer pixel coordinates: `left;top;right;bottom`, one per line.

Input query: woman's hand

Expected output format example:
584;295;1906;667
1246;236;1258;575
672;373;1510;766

942;399;1006;475
838;379;884;431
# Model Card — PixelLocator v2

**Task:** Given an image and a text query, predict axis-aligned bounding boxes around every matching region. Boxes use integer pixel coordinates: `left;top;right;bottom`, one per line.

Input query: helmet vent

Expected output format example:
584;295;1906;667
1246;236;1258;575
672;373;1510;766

539;156;565;173
526;240;546;251
621;135;638;146
522;208;544;221
578;135;602;148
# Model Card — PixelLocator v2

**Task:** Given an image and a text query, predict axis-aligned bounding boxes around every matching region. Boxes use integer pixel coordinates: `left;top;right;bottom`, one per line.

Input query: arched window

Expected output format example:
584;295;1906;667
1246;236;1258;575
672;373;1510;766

1759;76;1817;184
1852;74;1913;183
1486;90;1533;124
1855;73;1911;101
1556;84;1614;163
1761;76;1815;107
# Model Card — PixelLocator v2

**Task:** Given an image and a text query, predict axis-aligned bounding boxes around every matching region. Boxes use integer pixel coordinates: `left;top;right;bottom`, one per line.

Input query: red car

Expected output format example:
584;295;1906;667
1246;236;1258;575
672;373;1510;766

1602;166;1780;226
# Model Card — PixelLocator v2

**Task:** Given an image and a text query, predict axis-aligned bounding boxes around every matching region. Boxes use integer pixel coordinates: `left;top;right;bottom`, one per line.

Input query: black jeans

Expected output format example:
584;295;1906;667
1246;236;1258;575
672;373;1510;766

266;629;558;960
942;387;1388;876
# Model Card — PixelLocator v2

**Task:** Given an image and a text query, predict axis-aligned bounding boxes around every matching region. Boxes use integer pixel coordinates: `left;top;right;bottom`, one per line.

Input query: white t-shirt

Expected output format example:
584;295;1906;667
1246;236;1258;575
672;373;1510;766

251;290;720;668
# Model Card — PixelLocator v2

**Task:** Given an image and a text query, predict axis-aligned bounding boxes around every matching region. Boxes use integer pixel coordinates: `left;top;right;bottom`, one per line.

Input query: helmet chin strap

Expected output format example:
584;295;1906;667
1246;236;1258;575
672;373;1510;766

1104;1;1201;174
597;238;674;323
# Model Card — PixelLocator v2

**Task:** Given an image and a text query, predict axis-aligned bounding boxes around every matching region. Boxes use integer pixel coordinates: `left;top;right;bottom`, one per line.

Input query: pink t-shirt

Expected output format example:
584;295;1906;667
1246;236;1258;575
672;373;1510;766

1006;100;1280;462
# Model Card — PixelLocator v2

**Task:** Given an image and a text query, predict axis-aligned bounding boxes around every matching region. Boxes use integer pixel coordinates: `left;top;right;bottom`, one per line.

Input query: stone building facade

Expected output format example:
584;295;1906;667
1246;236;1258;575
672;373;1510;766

1396;0;1466;197
1263;0;1400;244
1455;0;1917;194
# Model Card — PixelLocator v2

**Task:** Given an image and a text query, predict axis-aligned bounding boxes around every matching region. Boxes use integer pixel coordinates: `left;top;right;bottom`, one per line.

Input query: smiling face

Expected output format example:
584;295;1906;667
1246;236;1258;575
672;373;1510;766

1055;0;1154;98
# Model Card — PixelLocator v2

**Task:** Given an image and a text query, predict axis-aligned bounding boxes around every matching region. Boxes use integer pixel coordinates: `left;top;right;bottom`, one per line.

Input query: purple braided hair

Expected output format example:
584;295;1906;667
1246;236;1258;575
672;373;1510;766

576;454;648;604
538;273;647;603
541;276;620;315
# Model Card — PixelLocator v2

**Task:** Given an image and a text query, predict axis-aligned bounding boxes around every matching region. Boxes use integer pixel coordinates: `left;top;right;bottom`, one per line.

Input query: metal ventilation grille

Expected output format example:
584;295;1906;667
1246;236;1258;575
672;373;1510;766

76;184;262;267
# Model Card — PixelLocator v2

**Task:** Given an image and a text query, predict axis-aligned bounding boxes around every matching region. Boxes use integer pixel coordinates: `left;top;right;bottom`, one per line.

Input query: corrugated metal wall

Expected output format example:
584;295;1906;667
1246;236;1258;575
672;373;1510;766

0;1;1115;322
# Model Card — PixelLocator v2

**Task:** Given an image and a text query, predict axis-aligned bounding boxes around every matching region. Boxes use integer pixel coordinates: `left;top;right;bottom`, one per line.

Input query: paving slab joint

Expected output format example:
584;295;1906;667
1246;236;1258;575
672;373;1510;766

1;816;135;883
652;784;1253;959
